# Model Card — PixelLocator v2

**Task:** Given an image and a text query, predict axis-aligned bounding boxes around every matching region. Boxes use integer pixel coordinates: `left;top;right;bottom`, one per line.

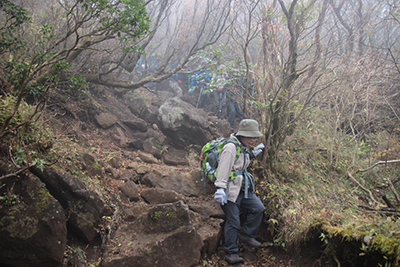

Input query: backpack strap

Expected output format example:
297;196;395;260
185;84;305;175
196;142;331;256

225;139;242;180
231;146;253;198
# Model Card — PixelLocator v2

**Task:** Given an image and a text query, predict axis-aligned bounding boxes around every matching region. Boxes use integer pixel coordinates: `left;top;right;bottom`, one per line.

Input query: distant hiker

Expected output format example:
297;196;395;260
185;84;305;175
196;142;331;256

191;66;211;110
147;54;158;91
169;75;183;97
213;119;265;264
177;67;191;95
226;94;244;129
148;54;157;74
134;55;146;78
210;65;229;119
226;77;246;129
168;62;183;97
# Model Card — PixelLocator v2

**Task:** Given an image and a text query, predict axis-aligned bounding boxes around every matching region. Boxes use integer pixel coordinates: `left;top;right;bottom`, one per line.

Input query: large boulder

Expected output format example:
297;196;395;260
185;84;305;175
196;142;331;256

157;97;214;148
102;201;216;267
30;167;113;243
125;88;159;124
141;187;183;204
0;174;67;267
95;112;118;129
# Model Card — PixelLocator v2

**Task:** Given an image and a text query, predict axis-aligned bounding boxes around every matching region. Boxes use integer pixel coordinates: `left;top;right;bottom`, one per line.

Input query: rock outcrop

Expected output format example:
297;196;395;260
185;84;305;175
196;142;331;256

30;167;114;243
0;174;67;267
102;200;223;267
157;97;213;148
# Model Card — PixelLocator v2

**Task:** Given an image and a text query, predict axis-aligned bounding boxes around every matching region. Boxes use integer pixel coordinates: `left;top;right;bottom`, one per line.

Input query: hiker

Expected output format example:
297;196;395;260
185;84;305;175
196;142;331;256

177;67;191;95
226;96;244;129
169;74;183;97
213;119;265;264
134;55;146;78
168;62;183;97
211;82;227;119
191;66;211;110
147;54;158;91
210;65;229;119
226;78;245;129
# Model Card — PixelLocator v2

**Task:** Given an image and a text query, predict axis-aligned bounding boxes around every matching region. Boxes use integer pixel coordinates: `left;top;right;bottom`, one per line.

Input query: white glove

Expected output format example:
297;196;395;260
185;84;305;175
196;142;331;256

252;143;265;157
214;188;225;206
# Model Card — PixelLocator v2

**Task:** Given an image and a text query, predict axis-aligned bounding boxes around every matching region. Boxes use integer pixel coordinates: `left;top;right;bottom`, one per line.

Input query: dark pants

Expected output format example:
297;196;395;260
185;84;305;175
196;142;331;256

212;90;227;119
227;100;244;128
200;91;211;111
221;191;265;254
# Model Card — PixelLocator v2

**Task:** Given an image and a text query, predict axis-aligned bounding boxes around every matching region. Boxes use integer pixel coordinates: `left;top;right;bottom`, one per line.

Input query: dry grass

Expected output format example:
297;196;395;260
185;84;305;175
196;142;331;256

253;114;400;264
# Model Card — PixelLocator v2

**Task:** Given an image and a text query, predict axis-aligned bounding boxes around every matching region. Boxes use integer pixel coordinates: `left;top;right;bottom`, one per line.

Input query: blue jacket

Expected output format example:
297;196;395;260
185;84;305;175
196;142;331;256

190;70;210;92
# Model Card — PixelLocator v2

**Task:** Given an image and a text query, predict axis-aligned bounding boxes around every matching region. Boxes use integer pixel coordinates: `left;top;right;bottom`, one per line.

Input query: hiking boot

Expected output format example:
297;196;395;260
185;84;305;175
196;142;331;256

238;233;262;248
225;254;243;264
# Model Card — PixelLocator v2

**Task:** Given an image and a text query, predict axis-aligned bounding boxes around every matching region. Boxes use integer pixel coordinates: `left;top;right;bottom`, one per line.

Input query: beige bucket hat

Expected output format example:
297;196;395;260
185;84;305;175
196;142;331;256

236;119;263;138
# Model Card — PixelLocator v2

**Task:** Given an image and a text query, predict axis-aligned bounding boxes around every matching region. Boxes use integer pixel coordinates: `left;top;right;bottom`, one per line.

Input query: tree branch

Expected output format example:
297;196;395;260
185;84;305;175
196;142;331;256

0;165;32;181
348;171;380;206
355;159;400;173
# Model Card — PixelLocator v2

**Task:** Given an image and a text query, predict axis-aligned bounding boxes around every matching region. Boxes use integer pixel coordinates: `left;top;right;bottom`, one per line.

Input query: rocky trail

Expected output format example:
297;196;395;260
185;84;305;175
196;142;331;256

69;106;330;267
0;85;333;267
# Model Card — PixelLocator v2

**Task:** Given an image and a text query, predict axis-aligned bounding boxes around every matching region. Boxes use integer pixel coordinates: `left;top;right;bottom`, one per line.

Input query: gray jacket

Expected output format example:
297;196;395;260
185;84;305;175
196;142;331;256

214;135;253;202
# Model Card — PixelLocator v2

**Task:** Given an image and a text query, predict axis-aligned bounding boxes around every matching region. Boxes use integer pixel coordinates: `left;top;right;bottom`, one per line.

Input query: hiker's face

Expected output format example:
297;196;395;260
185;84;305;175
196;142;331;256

241;136;258;147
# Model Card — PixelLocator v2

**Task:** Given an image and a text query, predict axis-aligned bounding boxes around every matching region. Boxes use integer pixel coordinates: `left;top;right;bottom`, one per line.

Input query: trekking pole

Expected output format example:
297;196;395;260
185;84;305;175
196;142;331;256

219;93;223;118
196;87;203;108
218;94;222;132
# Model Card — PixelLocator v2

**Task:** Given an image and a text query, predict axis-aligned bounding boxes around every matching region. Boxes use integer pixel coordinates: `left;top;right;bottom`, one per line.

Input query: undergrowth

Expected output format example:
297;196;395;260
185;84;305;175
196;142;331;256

254;112;400;265
0;95;54;173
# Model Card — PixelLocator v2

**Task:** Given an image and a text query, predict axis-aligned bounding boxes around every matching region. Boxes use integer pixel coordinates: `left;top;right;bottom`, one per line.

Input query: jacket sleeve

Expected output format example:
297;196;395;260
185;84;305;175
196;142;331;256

214;143;237;190
190;72;197;87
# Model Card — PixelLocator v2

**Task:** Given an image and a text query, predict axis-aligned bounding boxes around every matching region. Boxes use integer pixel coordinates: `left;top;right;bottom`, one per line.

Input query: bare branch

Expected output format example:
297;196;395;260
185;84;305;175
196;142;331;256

355;160;400;173
348;172;380;206
0;165;32;181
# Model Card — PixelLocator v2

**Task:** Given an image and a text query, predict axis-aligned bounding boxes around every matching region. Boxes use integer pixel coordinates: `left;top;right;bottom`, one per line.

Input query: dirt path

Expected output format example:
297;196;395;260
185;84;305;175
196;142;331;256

196;240;330;267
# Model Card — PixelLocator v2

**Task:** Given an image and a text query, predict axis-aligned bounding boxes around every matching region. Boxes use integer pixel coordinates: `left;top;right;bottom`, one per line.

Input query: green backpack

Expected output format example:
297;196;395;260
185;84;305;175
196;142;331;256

200;137;241;192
